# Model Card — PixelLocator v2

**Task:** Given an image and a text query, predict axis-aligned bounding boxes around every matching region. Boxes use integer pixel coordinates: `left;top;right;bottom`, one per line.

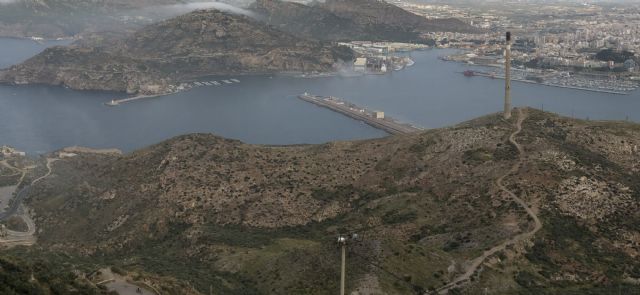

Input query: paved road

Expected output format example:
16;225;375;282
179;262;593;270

1;158;58;247
434;109;543;294
105;281;156;295
0;158;56;222
99;268;158;295
0;185;17;213
0;182;31;221
1;205;37;246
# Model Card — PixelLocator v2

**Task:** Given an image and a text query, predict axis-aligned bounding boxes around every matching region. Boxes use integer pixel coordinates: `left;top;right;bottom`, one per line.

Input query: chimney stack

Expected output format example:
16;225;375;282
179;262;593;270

504;32;512;119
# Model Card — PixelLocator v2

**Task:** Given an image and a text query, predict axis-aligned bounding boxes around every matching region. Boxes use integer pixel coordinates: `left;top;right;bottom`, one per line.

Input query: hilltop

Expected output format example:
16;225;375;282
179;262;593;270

253;0;478;42
8;108;640;294
0;9;353;95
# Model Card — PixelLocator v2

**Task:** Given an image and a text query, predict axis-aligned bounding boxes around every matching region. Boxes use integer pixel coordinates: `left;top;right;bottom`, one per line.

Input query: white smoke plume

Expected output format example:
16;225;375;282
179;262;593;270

149;1;257;18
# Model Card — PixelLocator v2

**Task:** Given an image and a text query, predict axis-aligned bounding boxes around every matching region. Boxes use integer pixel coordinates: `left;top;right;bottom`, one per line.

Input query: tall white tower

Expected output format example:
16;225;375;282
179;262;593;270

504;31;512;120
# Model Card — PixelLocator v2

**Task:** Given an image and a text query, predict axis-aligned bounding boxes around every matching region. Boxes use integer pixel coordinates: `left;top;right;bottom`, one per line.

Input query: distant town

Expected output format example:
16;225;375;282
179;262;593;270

392;0;640;94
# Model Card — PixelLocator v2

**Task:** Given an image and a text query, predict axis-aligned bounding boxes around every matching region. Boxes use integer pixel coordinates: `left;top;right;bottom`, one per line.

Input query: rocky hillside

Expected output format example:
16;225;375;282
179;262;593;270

17;109;640;294
0;9;354;95
323;0;474;33
252;0;478;42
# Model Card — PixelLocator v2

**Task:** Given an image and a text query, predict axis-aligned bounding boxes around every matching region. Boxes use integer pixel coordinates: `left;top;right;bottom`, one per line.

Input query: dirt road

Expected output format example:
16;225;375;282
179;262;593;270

435;109;543;294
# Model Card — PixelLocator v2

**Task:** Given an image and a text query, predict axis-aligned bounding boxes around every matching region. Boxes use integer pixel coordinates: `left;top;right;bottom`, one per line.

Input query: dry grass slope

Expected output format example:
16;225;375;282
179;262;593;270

12;108;640;294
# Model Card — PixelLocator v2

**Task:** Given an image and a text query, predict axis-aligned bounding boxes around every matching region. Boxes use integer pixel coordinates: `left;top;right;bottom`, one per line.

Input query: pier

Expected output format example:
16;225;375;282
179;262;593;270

106;78;241;106
105;93;167;106
297;94;423;135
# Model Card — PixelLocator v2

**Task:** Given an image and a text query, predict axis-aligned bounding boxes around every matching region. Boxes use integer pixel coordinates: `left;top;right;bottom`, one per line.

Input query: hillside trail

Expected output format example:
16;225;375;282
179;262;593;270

32;158;58;185
434;108;543;294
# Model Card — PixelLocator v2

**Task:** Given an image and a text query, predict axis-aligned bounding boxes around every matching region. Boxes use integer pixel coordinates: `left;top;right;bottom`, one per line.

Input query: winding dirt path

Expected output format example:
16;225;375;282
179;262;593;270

32;158;58;185
435;109;543;294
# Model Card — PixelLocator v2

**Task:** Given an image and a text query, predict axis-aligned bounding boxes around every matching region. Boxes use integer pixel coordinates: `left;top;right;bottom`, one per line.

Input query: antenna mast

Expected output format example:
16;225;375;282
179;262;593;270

504;31;513;119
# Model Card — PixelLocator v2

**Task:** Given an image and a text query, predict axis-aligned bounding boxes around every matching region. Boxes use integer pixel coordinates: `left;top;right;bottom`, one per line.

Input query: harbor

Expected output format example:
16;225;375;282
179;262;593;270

4;46;640;155
105;78;241;106
297;93;423;135
462;70;631;95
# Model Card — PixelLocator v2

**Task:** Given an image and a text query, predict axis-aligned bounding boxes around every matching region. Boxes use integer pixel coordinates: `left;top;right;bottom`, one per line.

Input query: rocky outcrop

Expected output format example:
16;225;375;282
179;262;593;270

0;46;170;94
555;176;635;221
0;9;354;95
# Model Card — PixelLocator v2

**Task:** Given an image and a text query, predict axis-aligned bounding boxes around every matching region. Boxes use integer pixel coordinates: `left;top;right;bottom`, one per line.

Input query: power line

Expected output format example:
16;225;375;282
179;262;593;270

334;231;429;295
349;249;426;295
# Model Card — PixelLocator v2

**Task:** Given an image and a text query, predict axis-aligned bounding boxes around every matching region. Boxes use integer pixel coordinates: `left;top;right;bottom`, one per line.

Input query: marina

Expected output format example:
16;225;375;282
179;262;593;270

297;93;423;135
462;70;630;95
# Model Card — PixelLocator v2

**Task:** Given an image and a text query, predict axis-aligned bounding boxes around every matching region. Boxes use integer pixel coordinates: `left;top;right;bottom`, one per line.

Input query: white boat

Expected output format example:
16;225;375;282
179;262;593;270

230;78;240;83
222;80;232;84
105;99;119;106
406;59;415;67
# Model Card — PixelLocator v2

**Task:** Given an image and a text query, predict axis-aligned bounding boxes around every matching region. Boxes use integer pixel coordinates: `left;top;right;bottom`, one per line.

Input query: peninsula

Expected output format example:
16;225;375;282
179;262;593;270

0;9;354;95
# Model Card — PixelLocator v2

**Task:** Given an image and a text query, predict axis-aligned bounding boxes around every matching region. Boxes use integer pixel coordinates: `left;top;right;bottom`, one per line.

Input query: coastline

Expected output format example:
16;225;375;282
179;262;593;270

103;66;410;106
0;35;76;43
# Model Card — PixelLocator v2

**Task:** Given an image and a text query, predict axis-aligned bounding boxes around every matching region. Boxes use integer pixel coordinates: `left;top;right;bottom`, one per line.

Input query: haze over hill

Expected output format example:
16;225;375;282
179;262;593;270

0;0;193;38
0;9;354;95
5;109;639;294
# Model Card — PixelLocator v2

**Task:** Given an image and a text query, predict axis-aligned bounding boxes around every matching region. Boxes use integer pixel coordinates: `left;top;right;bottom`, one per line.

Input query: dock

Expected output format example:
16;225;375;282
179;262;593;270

105;78;241;106
105;93;167;106
297;94;423;135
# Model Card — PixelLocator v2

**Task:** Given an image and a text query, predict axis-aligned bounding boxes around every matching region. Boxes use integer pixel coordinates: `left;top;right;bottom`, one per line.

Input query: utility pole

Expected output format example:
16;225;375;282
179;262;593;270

338;236;347;295
337;233;359;295
504;31;513;120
